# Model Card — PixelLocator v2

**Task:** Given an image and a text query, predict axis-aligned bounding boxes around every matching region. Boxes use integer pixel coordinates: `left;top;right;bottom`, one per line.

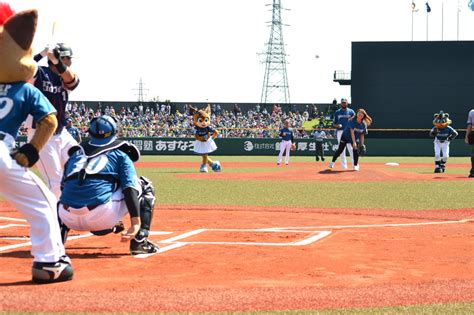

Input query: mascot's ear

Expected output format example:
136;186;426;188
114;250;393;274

445;113;450;118
189;106;198;116
204;105;211;115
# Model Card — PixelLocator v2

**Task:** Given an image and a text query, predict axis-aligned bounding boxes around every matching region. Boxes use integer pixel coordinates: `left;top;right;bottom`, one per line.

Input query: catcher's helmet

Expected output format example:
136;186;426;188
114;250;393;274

55;43;73;58
89;115;118;145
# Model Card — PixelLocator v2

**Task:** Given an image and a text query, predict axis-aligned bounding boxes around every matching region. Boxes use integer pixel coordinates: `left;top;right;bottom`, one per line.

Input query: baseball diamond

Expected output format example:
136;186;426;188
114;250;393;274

1;1;474;314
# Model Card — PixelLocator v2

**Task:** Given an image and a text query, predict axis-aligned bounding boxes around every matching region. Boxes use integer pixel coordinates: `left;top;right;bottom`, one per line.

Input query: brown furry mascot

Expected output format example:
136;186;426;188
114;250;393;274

189;105;221;173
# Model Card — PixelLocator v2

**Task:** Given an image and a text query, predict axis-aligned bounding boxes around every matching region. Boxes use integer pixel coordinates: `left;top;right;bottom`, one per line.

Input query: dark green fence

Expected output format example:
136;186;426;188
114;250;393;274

16;137;471;156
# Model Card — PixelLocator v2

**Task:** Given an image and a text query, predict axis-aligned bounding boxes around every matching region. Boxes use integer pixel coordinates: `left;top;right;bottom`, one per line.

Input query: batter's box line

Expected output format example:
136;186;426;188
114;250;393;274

256;218;474;231
138;228;332;258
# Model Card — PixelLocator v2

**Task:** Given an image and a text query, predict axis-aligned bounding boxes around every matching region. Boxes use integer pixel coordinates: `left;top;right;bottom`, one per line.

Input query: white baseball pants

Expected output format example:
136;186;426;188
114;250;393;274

28;127;78;199
0;136;65;263
434;140;450;162
59;190;130;232
336;130;354;168
277;140;292;164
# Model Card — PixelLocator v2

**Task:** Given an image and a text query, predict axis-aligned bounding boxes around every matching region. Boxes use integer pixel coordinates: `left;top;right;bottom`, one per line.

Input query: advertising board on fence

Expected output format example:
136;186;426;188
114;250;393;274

16;137;470;156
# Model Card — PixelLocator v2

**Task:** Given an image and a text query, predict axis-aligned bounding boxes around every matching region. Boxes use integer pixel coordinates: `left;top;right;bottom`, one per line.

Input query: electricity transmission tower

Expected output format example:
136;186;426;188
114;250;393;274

260;0;290;104
132;77;148;103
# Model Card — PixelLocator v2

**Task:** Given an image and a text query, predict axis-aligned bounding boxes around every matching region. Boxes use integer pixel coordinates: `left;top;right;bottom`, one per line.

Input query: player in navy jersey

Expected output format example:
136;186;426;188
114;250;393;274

66;118;81;142
277;120;295;165
58;115;159;255
0;5;73;283
333;98;355;169
28;43;80;198
330;109;372;171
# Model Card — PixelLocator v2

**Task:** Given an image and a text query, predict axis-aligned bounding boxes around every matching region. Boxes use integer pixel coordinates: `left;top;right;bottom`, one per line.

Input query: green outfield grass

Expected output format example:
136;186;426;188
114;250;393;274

1;156;472;210
1;301;473;314
135;156;473;210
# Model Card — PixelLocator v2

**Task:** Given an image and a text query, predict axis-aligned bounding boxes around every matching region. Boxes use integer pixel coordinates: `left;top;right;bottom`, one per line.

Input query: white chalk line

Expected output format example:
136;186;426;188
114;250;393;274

0;224;28;229
0;233;93;253
0;216;27;222
257;218;474;231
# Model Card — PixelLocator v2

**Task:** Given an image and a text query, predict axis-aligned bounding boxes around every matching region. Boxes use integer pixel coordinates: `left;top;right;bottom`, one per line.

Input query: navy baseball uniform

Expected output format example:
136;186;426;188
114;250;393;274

430;125;458;172
331;118;368;170
28;50;80;198
333;107;355;168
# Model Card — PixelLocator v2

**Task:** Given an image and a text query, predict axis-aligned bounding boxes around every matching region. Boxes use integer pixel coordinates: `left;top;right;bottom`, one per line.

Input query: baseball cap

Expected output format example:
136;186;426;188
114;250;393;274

341;98;348;103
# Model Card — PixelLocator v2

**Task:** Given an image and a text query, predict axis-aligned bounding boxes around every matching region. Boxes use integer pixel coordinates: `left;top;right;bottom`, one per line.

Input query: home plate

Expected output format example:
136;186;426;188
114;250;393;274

385;162;399;166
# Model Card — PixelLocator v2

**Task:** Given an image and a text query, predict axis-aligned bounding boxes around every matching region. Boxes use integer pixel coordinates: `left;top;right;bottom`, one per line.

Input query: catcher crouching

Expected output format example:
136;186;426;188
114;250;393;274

58;115;159;255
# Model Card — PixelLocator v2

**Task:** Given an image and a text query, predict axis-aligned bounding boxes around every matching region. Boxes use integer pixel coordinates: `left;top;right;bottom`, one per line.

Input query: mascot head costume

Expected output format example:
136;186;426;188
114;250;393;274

1;3;59;168
0;2;37;83
433;110;451;129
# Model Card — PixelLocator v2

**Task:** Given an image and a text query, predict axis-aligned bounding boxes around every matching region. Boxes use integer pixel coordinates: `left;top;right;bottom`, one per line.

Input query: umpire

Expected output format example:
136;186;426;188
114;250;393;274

311;125;326;162
465;109;474;177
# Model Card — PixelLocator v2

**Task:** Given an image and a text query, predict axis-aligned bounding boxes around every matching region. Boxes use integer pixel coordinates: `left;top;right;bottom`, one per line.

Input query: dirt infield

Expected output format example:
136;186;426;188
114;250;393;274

170;162;471;182
0;202;473;312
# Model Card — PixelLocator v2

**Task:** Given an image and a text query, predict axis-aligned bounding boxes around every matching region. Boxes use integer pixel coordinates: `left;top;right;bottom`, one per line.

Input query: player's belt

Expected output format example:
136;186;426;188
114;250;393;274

62;204;99;211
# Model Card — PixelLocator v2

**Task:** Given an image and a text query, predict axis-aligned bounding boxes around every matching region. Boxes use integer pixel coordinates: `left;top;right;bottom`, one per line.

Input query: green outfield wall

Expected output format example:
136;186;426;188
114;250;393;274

16;137;469;157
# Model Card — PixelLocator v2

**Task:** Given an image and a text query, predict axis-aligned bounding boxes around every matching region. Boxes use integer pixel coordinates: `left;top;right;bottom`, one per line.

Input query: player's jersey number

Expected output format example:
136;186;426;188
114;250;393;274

66;154;109;178
0;97;14;120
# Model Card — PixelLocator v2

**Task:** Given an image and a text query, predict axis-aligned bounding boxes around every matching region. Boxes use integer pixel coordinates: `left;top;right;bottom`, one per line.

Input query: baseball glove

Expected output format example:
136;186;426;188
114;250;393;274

358;144;367;156
290;143;296;151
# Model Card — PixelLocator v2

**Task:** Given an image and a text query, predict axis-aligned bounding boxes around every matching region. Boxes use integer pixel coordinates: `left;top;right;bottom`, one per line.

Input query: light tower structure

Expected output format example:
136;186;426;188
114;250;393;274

133;77;148;103
260;0;290;104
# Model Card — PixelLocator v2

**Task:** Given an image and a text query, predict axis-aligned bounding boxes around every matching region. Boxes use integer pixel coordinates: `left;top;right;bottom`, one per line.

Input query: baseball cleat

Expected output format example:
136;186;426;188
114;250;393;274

468;173;474;178
211;161;221;172
353;165;360;171
277;163;280;166
321;157;325;161
434;167;441;173
130;238;159;255
32;256;73;284
199;164;208;173
329;162;334;169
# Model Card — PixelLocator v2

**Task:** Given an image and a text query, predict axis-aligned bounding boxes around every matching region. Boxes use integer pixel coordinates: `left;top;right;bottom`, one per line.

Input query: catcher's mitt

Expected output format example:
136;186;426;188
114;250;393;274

358;144;367;156
290;143;296;151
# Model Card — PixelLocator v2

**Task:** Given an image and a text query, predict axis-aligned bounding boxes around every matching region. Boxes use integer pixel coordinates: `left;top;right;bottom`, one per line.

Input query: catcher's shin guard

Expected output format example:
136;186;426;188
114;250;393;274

135;176;156;241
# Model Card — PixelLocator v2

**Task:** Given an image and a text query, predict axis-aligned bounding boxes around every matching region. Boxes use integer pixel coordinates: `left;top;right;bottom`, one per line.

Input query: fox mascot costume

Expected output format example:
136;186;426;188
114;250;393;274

189;105;221;173
0;2;74;283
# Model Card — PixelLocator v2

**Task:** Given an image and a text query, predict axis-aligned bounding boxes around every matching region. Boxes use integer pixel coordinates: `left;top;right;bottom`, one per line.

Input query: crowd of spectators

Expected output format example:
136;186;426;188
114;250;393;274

19;102;336;139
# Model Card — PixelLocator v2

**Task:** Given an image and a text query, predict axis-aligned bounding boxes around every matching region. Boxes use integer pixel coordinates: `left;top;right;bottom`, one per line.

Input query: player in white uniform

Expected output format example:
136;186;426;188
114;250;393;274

277;120;295;165
0;5;73;283
27;43;80;198
333;98;355;169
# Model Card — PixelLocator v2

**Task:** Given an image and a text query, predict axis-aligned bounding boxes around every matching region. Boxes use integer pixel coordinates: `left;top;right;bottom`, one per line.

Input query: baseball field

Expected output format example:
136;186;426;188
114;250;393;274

0;155;473;314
